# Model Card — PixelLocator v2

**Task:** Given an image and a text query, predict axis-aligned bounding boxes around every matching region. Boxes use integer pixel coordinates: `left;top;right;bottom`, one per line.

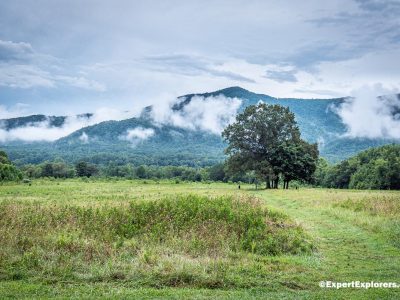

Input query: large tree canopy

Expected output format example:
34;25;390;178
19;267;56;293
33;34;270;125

222;103;318;188
0;150;22;182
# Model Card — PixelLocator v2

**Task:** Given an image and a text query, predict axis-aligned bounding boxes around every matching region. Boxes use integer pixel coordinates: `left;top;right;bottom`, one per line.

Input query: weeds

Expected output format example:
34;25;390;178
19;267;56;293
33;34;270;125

0;194;312;287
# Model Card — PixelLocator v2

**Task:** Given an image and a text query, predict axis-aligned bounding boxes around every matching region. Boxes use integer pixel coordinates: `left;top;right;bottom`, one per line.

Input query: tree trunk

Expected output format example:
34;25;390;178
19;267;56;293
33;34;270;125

266;177;271;189
286;181;290;189
274;178;279;189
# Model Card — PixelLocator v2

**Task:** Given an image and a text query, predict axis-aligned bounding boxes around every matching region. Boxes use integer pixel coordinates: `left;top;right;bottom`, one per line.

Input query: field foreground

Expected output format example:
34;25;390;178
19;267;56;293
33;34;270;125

0;179;399;299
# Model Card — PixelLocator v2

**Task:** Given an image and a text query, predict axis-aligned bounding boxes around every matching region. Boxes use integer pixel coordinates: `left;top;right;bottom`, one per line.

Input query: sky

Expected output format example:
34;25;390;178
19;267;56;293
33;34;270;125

0;0;400;117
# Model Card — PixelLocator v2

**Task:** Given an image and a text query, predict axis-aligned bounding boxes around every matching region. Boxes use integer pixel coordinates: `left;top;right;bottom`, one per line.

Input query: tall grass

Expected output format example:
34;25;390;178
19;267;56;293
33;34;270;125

332;194;400;248
0;194;313;287
335;195;400;217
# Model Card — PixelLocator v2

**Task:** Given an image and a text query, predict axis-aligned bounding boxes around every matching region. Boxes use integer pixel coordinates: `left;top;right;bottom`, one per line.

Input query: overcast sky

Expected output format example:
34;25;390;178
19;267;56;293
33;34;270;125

0;0;399;116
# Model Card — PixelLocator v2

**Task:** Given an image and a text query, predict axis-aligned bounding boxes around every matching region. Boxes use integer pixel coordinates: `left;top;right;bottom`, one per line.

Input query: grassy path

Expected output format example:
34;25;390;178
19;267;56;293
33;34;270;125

252;189;400;299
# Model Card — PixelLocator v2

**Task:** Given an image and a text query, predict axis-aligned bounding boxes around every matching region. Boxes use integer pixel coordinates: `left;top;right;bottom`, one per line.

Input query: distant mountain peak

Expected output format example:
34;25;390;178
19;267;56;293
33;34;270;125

172;86;275;111
211;86;250;94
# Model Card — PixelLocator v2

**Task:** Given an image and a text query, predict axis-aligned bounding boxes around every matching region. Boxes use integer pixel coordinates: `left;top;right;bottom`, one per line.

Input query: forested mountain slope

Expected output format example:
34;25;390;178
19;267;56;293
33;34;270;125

1;87;398;166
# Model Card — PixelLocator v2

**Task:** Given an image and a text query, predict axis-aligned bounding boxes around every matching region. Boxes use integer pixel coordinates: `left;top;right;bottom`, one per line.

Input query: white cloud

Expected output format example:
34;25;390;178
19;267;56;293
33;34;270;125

0;61;107;91
0;94;243;143
0;40;34;61
79;132;89;143
332;84;400;139
0;116;90;142
0;38;105;91
0;63;55;88
120;127;155;146
0;103;30;119
0;107;136;142
151;95;242;134
55;75;106;92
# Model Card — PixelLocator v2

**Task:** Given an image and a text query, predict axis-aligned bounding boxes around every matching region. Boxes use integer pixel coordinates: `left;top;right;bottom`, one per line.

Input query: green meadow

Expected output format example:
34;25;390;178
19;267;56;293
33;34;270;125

0;179;399;299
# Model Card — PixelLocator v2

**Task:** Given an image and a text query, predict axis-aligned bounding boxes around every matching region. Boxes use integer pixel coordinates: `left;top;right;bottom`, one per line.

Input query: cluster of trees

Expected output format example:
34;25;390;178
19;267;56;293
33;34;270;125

222;103;319;189
6;145;224;169
0;150;22;181
18;160;207;181
315;144;400;190
8;157;247;183
101;164;206;181
22;161;95;179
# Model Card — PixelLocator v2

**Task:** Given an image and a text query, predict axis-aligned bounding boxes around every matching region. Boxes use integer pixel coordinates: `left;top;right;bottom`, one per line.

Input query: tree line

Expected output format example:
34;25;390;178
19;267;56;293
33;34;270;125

1;155;259;183
3;142;397;190
19;160;208;182
315;144;400;190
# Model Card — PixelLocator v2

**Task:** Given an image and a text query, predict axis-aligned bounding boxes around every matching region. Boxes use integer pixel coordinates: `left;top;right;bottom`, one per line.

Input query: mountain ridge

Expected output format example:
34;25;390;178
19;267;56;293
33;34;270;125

0;87;398;166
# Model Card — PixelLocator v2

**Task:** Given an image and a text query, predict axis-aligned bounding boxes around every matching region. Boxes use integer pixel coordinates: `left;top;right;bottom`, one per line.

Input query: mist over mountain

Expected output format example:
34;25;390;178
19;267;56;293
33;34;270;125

1;86;399;166
0;113;93;130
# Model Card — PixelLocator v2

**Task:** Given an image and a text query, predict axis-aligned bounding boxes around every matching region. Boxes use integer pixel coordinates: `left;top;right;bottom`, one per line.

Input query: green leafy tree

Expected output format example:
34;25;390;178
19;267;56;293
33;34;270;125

0;150;11;164
75;161;98;177
317;144;400;190
41;163;54;177
314;158;330;186
273;141;319;189
52;162;74;178
207;163;226;181
135;165;147;179
0;150;22;182
222;103;318;188
22;164;42;178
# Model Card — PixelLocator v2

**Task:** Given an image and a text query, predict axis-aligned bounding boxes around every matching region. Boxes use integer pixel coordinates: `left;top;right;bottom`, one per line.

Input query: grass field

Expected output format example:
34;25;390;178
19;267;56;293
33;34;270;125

0;179;399;299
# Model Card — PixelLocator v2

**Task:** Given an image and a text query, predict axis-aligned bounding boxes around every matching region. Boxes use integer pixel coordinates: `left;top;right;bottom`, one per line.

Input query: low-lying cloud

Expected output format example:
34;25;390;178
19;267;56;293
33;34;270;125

120;127;155;146
152;95;242;135
0;108;134;142
79;132;89;143
332;84;400;139
0;94;243;143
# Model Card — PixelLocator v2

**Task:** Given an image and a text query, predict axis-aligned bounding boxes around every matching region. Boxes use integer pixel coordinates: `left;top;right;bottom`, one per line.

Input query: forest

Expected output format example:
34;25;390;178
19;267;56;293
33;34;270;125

2;134;399;191
315;144;400;190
